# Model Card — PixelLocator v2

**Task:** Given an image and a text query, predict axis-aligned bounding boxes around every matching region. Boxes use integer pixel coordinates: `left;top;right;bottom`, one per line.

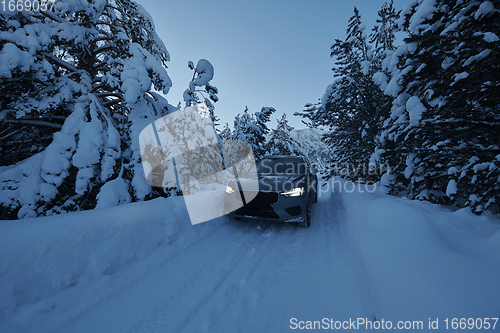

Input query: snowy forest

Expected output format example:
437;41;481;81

297;0;500;214
0;0;319;219
1;1;499;331
1;0;499;219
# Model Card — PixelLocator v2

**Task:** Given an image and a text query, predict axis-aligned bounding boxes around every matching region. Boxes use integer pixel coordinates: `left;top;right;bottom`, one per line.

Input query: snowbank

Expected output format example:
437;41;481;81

0;196;221;330
335;176;500;323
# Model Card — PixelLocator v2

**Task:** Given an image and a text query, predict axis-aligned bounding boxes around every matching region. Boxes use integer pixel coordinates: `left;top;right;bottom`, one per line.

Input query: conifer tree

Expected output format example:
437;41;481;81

247;106;275;160
232;107;253;142
0;0;174;218
266;113;304;157
375;0;500;213
230;106;275;161
299;5;395;181
219;122;232;141
370;0;400;62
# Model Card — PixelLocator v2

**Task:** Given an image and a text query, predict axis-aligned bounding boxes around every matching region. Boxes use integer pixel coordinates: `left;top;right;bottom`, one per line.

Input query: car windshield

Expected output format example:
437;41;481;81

256;158;307;175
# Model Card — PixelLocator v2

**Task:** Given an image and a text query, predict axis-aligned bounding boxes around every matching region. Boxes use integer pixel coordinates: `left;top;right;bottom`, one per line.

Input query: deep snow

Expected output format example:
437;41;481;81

1;178;499;332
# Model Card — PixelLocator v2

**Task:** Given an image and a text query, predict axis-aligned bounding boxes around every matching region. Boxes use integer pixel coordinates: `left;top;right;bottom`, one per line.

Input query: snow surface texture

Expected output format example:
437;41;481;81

1;178;499;332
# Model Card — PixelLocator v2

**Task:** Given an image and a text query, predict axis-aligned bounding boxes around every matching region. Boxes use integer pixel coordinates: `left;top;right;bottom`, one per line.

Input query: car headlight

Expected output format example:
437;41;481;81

225;185;235;194
281;187;304;197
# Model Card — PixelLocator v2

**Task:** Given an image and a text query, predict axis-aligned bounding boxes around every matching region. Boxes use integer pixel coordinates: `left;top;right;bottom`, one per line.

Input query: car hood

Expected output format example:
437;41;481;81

230;174;306;193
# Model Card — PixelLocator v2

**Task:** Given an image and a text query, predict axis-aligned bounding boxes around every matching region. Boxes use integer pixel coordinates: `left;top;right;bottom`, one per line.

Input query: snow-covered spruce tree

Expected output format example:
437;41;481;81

231;106;275;161
228;108;253;166
265;113;304;157
232;107;253;144
219;122;232;141
246;106;275;161
370;0;400;69
0;0;175;219
374;0;500;213
300;6;394;181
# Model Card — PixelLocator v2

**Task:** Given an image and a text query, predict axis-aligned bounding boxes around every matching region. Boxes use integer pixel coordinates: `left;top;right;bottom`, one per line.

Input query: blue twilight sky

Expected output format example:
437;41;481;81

137;0;406;129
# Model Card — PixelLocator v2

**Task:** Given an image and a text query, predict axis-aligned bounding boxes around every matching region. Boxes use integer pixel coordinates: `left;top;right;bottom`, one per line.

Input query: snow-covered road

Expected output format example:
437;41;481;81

1;179;499;332
61;182;370;333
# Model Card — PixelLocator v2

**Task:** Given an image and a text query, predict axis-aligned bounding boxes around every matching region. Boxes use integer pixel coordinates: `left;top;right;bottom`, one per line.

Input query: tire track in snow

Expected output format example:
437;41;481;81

278;179;378;330
50;218;234;332
269;183;337;328
62;218;261;333
130;220;276;332
280;181;354;325
257;217;306;332
217;222;306;333
337;186;380;323
137;218;307;333
176;221;299;333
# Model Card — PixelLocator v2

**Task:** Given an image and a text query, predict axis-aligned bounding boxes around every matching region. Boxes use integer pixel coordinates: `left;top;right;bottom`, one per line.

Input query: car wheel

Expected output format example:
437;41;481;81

298;195;312;228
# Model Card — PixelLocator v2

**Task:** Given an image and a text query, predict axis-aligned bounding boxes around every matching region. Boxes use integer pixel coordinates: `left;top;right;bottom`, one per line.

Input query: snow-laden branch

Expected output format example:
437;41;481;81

0;126;26;141
97;92;124;99
38;52;78;73
39;8;65;23
4;119;63;129
94;44;115;56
